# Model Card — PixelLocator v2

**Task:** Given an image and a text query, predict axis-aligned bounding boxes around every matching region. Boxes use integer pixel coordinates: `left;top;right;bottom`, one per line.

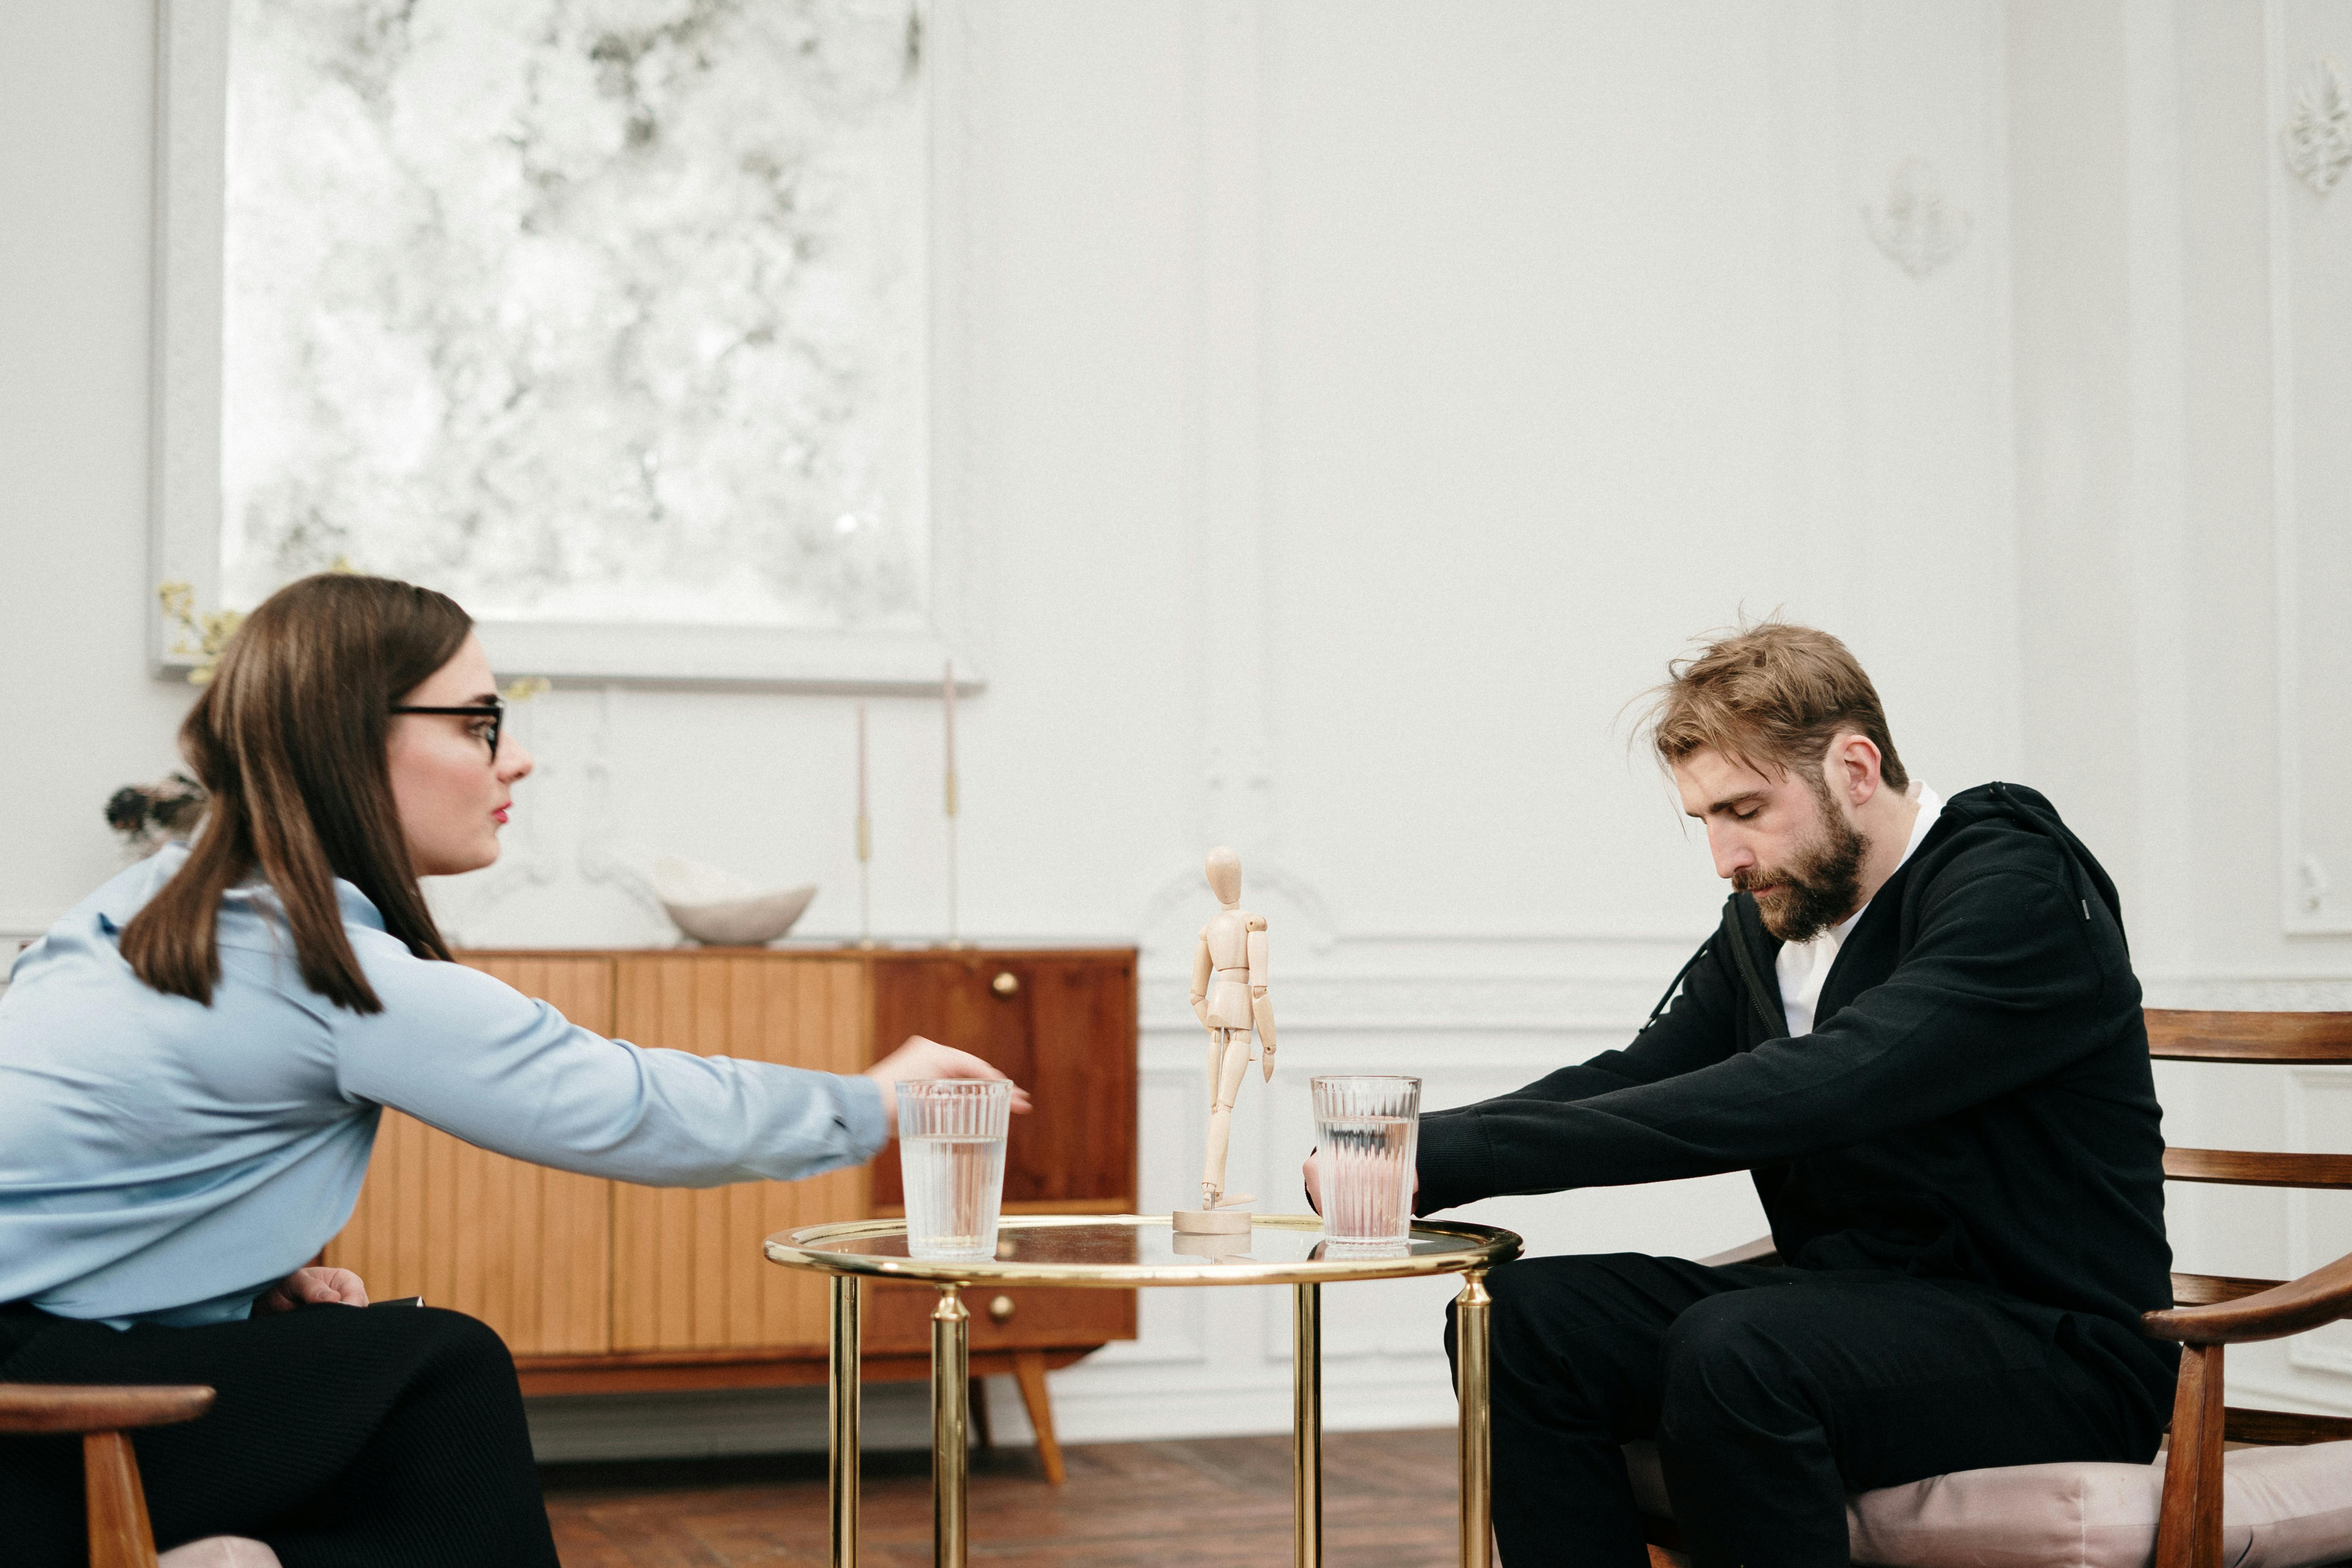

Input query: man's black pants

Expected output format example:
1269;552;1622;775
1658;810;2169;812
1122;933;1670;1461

1444;1254;2168;1568
0;1299;560;1568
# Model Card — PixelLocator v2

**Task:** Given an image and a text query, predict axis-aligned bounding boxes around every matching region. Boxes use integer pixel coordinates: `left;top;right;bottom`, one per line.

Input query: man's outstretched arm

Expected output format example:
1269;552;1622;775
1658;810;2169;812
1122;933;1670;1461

1413;866;2118;1214
1409;922;1751;1198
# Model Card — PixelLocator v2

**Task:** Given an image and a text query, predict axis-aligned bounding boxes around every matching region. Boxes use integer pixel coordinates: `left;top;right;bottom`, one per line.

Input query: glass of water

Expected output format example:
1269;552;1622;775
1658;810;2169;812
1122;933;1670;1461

1313;1075;1422;1245
898;1079;1012;1260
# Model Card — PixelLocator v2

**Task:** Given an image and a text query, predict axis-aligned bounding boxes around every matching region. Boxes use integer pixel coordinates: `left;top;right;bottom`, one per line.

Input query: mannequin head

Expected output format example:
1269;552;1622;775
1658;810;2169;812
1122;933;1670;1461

1205;846;1242;907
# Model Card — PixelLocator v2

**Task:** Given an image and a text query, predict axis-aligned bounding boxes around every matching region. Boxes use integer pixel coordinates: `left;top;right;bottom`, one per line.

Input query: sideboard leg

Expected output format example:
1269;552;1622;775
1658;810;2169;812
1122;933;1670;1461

1456;1270;1493;1568
829;1274;861;1568
1010;1349;1066;1485
932;1285;971;1568
1293;1281;1323;1568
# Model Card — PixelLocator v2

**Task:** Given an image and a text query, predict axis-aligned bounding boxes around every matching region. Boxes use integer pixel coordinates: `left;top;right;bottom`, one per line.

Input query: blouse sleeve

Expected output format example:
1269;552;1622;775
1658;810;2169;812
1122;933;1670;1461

330;939;889;1187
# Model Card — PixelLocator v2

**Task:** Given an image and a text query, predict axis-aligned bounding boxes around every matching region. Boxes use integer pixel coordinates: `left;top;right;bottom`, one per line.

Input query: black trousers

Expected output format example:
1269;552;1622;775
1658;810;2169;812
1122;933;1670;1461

0;1300;559;1568
1445;1254;2167;1568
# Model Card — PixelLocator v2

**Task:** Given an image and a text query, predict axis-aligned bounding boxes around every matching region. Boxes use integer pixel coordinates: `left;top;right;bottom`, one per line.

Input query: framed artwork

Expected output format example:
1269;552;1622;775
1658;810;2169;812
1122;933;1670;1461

150;0;982;689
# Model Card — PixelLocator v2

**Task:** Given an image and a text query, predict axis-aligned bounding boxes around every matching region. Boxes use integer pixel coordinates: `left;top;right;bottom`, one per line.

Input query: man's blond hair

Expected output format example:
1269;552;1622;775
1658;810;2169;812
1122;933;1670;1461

1641;621;1908;793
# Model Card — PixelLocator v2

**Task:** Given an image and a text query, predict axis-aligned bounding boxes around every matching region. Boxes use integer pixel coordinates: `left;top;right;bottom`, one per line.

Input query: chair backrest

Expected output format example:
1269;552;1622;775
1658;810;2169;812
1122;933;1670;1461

2147;1008;2352;1443
0;1382;217;1568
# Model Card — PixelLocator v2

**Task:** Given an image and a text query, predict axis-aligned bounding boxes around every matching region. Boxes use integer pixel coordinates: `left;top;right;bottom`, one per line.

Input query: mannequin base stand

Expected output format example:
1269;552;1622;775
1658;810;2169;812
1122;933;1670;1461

1172;1207;1252;1235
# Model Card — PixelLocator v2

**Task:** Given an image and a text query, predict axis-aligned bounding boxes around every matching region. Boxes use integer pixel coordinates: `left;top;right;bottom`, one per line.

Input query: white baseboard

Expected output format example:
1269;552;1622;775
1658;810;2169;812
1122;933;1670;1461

523;1365;1463;1463
525;1382;933;1464
1050;1378;1461;1444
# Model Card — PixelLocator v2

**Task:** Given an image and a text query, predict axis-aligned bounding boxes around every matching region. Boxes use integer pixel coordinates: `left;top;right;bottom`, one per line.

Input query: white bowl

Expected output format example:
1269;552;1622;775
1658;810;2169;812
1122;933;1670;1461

653;857;818;946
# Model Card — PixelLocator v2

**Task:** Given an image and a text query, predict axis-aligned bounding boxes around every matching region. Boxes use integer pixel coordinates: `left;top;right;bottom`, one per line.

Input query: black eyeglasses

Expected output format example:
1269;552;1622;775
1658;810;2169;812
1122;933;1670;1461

389;697;505;761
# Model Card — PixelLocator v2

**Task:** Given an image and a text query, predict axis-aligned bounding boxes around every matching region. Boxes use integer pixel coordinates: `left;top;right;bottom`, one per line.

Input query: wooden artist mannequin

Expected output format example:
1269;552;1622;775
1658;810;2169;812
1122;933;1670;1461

1173;846;1277;1236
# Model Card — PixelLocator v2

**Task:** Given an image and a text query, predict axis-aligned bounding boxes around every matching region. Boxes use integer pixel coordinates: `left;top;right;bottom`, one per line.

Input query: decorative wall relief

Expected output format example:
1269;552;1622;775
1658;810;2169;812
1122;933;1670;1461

1861;158;1971;279
2282;55;2352;195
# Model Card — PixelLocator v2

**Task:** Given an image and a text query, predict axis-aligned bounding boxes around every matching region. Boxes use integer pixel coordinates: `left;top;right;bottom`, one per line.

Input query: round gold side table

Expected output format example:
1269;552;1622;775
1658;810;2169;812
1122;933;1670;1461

764;1213;1523;1568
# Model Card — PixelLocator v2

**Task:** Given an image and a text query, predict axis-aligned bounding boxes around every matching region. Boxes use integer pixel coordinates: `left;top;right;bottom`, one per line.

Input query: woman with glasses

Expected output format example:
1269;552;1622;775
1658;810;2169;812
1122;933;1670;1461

0;573;1019;1567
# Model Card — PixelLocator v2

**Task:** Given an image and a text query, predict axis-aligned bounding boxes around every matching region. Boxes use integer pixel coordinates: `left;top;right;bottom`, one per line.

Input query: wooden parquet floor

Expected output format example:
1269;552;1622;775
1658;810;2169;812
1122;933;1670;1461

541;1427;1463;1566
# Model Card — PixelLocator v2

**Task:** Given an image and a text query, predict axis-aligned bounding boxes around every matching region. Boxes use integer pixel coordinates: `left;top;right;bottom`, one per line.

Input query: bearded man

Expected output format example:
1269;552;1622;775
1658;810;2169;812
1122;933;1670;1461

1307;622;2173;1568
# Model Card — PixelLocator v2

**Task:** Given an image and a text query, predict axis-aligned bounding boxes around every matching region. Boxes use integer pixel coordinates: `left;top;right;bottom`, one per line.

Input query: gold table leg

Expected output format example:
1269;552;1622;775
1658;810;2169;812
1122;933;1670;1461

1294;1281;1323;1568
829;1274;860;1568
933;1285;970;1568
1456;1270;1492;1568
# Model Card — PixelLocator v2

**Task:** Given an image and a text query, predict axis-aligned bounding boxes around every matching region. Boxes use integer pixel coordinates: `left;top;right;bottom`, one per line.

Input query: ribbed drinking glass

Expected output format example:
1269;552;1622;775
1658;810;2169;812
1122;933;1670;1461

897;1079;1012;1260
1313;1074;1422;1245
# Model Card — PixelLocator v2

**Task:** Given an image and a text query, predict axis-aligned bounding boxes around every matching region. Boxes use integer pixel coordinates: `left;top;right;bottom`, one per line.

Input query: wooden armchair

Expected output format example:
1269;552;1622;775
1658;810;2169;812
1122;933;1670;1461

2137;1008;2352;1568
0;1381;226;1568
1635;1008;2352;1568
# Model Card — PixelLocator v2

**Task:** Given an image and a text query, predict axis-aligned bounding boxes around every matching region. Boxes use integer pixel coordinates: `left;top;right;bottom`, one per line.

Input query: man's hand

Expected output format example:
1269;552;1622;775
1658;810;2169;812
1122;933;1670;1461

863;1035;1033;1127
1300;1148;1417;1217
256;1266;368;1312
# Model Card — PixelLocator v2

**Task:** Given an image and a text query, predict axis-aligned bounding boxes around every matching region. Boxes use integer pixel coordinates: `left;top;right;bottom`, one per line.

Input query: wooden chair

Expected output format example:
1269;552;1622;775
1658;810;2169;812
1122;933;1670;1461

2138;1007;2352;1568
0;1382;214;1568
1636;1008;2352;1568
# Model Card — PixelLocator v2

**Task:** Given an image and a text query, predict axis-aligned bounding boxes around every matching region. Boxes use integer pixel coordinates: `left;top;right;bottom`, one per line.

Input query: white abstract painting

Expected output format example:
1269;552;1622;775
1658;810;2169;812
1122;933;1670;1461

220;0;930;631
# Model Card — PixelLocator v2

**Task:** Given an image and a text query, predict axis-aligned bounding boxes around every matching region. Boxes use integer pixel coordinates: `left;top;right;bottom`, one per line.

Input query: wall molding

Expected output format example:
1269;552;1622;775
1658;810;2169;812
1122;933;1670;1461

1189;0;1274;855
2270;0;2313;932
1138;974;1670;1036
2283;1066;2352;1380
146;0;228;684
2267;0;2352;935
2140;974;2352;1010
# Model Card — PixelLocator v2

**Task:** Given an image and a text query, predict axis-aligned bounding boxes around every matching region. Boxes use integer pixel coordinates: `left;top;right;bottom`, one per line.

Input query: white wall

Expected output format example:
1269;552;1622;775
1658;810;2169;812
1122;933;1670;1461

0;2;196;946
50;0;2347;1454
2006;0;2352;1421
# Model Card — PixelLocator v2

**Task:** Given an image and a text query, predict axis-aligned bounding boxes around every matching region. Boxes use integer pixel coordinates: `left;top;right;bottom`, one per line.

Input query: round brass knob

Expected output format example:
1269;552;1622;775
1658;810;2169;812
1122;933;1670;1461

987;1294;1016;1323
991;971;1019;997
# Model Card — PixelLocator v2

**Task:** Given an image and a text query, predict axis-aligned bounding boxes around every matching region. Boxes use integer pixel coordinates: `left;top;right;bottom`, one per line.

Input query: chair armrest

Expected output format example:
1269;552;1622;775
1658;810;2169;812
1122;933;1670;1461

2143;1248;2352;1345
1696;1234;1781;1269
0;1383;215;1434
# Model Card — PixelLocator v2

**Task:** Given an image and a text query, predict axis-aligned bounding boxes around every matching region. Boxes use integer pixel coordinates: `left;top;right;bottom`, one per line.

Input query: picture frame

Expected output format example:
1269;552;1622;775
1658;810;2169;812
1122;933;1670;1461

147;0;985;693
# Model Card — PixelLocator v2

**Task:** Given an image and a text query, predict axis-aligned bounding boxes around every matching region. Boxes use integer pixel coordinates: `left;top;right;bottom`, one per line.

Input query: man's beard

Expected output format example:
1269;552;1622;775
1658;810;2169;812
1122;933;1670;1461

1736;799;1868;943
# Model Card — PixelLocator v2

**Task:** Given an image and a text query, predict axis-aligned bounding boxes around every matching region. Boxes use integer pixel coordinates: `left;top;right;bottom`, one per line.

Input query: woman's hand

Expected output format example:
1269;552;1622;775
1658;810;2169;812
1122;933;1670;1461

863;1035;1033;1127
256;1266;369;1312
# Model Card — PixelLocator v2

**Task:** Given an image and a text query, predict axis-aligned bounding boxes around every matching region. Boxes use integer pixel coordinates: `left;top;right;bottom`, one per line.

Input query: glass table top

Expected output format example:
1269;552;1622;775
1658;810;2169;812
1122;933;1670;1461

763;1213;1521;1287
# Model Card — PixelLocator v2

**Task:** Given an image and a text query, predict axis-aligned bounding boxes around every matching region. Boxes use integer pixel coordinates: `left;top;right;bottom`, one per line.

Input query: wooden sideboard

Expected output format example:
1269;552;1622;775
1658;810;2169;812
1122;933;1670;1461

322;946;1137;1478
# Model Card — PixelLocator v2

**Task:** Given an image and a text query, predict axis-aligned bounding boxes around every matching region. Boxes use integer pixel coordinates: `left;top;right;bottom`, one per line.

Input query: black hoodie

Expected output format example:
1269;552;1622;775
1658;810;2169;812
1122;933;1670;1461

1415;782;2176;1400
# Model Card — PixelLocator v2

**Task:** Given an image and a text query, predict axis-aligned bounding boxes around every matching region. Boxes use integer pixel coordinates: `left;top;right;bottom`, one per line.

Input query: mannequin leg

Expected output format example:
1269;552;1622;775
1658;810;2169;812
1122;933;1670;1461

1201;1034;1253;1206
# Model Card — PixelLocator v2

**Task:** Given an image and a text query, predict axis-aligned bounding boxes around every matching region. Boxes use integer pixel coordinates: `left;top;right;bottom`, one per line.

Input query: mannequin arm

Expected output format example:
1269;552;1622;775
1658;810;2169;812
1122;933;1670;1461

1248;927;1276;1075
1189;928;1213;1031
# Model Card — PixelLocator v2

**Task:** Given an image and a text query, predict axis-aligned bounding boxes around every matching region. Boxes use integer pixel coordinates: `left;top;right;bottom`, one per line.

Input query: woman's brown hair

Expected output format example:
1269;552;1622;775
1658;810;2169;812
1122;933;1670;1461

120;573;474;1012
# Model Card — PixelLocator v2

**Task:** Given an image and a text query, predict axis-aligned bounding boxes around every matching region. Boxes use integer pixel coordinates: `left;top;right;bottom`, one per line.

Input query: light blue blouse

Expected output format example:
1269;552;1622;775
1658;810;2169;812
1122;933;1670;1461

0;844;887;1327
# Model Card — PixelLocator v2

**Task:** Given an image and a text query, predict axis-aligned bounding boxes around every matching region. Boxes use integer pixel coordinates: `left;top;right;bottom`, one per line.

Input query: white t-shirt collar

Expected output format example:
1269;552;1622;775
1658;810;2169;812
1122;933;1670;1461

1773;781;1944;1036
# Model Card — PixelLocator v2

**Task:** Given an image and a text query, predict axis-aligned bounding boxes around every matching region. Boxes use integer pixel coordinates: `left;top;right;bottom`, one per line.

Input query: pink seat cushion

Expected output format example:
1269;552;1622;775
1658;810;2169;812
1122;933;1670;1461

1622;1438;2352;1568
157;1539;282;1568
